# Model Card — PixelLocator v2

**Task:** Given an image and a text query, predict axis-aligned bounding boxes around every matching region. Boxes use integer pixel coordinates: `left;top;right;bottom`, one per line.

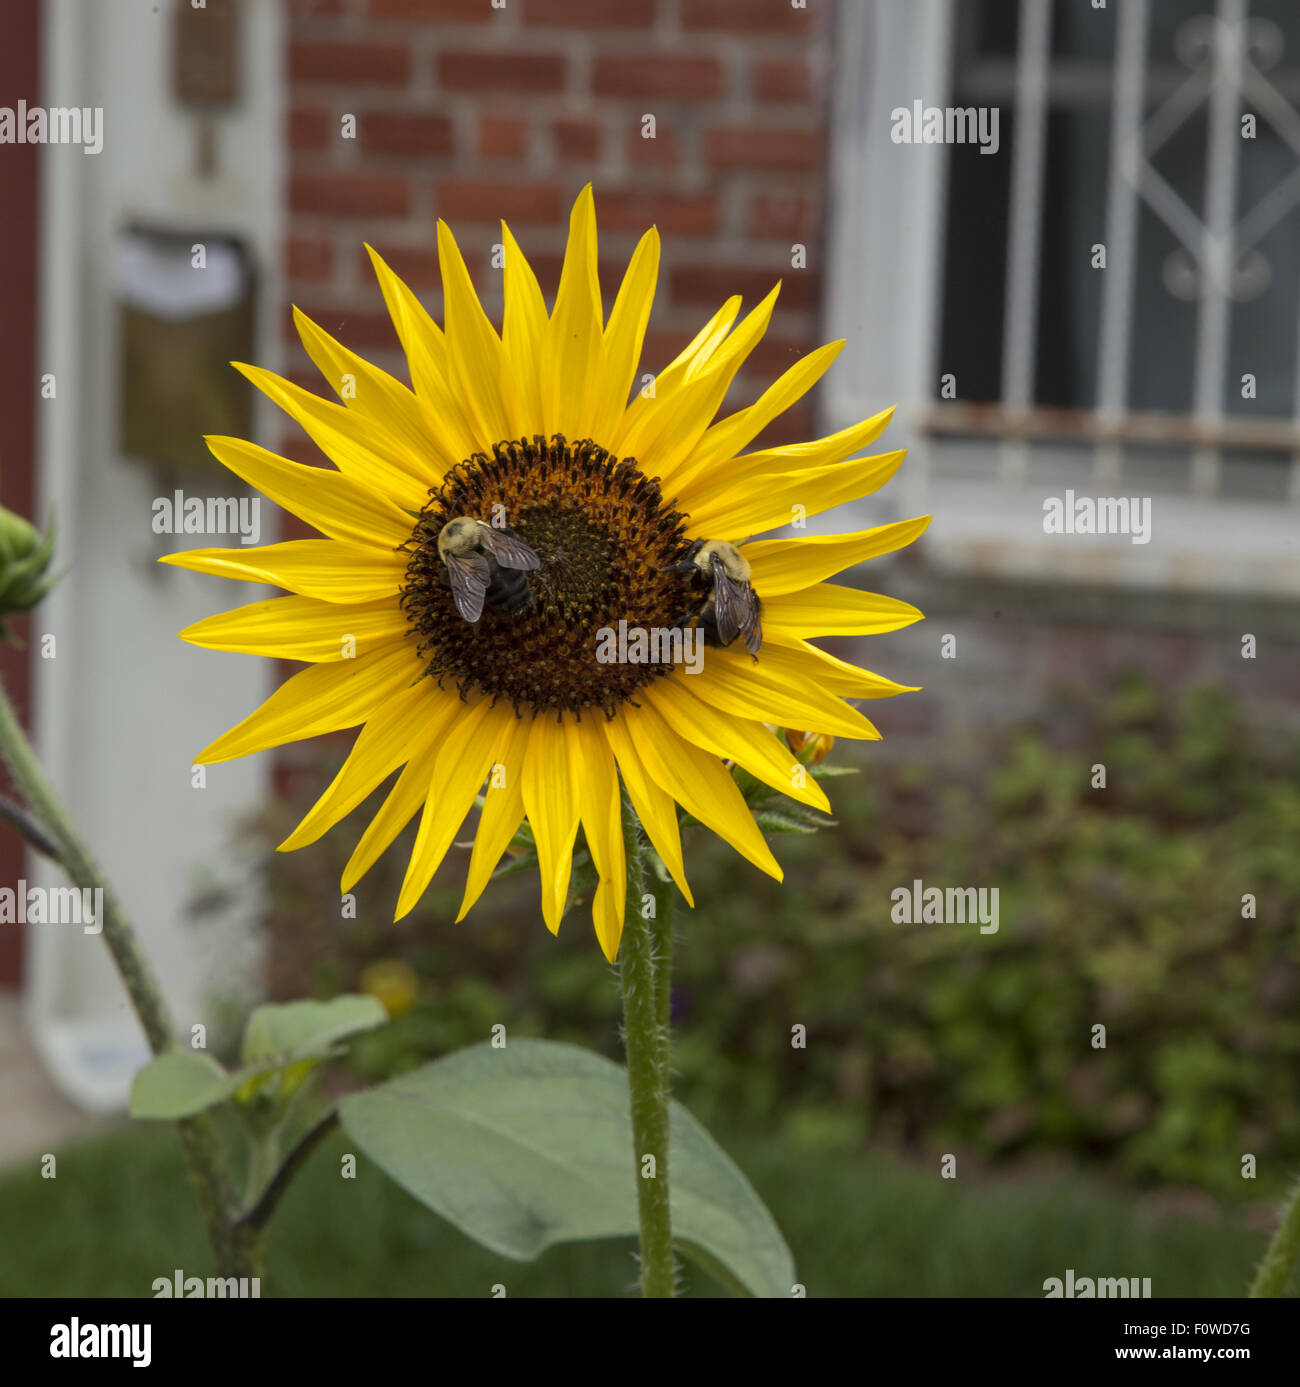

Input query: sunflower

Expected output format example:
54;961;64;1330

163;185;928;961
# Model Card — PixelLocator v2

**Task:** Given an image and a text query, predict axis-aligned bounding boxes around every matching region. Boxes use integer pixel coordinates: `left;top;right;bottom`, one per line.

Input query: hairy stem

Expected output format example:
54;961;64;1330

0;678;250;1277
1250;1171;1300;1297
0;792;62;859
619;798;675;1298
650;872;673;1090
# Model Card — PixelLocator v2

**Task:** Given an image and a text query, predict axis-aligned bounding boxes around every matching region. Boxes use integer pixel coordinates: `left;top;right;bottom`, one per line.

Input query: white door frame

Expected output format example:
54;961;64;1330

29;0;285;1111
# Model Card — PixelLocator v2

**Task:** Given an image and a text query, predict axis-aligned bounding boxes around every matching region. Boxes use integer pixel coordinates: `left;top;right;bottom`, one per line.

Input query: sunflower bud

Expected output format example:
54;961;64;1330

785;728;834;766
0;506;57;643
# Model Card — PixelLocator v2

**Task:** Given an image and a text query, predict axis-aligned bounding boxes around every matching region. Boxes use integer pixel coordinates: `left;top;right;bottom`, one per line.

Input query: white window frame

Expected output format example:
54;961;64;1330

824;0;1300;599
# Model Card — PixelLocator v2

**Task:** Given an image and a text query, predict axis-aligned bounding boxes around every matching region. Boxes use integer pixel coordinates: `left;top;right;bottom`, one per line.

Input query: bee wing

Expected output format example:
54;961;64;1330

479;526;541;571
710;553;761;653
445;551;491;622
740;594;763;655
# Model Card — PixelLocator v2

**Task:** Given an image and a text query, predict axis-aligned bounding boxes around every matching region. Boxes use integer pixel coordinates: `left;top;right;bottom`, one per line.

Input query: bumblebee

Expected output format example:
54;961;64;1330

436;517;540;624
671;538;763;656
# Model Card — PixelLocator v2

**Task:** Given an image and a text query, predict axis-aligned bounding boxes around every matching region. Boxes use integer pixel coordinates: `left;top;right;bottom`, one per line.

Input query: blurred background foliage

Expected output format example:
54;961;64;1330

224;671;1300;1205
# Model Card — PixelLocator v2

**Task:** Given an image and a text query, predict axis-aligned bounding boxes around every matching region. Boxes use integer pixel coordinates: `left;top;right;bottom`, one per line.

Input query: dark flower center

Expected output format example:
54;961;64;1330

400;434;692;718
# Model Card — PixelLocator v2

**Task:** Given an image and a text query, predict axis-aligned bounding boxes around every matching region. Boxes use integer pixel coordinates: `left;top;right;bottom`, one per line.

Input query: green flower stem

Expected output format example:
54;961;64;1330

1250;1172;1300;1296
0;678;252;1278
619;798;676;1297
651;873;673;1086
237;1109;340;1233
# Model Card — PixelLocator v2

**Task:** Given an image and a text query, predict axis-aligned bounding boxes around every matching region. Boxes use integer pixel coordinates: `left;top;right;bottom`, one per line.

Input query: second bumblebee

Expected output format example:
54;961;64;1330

671;538;763;656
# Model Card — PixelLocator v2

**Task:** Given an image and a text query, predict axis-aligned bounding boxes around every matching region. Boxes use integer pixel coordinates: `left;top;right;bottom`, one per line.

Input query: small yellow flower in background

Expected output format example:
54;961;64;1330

785;729;835;766
360;960;420;1020
163;185;927;961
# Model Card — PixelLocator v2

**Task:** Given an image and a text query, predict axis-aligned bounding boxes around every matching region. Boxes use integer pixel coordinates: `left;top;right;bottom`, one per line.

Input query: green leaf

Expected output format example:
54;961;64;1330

562;853;598;919
129;1050;243;1120
753;809;829;835
338;1039;794;1297
730;765;767;800
240;994;387;1069
240;1072;335;1209
809;763;859;779
489;849;538;881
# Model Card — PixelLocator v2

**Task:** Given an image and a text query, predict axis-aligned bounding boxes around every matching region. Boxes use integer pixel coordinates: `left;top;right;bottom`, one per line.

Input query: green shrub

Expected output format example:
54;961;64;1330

229;674;1300;1200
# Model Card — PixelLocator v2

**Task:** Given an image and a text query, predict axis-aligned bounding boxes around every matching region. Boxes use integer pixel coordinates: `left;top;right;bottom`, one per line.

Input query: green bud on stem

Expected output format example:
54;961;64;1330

0;506;57;643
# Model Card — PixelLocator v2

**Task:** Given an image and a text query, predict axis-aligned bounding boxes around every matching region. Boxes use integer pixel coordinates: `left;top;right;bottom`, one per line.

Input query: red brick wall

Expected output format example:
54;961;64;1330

0;0;41;986
282;0;834;463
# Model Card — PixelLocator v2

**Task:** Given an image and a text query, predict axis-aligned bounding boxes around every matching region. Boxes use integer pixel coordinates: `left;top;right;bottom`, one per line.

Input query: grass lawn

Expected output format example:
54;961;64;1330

0;1123;1276;1297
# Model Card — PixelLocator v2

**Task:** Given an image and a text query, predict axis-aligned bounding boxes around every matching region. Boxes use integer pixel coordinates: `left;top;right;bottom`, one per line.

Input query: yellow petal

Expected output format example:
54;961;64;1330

680;406;896;515
744;516;932;596
500;221;548;436
541;185;603;441
690;642;883;741
196;642;424;764
179;595;408;662
280;680;459;851
520;715;584;934
728;405;895;474
395;699;515;919
645;677;830;813
611;296;741;446
233;363;431;508
620;285;780;480
456;726;527;922
364;245;447;383
685;449;907;538
365;245;477;466
159;540;405;604
436;219;515;450
572;716;626;961
602;712;694;907
762;630;920;699
293;307;449;469
668;341;844;491
764;584;925;636
342;734;440;894
203;436;412;549
675;298;744;382
622;701;781;881
590;228;660;449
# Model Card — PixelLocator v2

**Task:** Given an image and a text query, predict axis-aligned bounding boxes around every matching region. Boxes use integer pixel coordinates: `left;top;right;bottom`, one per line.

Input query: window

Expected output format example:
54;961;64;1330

825;0;1300;592
931;0;1300;503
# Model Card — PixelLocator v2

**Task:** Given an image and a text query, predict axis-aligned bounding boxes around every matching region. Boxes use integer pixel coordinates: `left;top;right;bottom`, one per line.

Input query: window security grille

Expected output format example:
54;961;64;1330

931;0;1300;502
